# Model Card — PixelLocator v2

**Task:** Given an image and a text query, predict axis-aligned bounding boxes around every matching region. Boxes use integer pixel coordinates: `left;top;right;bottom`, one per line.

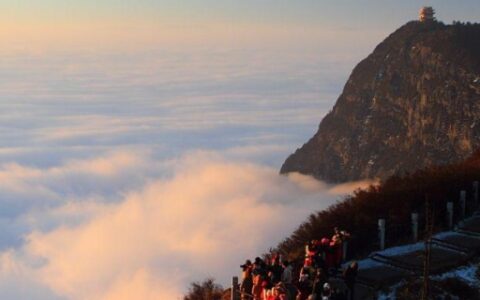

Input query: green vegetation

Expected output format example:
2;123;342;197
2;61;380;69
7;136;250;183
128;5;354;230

185;149;480;298
276;150;480;262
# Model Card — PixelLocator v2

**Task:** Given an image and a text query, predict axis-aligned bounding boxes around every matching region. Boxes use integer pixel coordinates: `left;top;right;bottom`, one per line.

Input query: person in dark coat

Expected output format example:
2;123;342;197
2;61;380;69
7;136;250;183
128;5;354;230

297;264;314;300
252;257;268;278
311;269;327;300
313;252;327;274
268;255;284;285
240;260;253;300
343;261;358;300
281;260;296;300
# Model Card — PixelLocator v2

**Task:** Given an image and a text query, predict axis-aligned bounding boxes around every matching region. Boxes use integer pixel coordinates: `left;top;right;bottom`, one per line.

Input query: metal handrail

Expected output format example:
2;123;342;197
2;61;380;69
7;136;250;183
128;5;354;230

430;238;470;255
369;253;420;274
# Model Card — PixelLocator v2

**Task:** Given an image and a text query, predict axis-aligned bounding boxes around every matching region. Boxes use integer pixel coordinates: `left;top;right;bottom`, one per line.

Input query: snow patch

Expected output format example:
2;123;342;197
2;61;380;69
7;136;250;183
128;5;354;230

373;242;424;257
433;263;479;286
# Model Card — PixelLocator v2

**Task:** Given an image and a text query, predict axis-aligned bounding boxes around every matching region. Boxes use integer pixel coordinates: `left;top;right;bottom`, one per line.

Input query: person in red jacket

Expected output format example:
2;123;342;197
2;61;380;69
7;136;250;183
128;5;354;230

252;273;263;300
321;238;335;272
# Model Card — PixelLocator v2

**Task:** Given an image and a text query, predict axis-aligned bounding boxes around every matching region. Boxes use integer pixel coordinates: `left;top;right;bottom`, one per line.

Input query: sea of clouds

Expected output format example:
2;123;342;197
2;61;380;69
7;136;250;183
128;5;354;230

0;45;372;299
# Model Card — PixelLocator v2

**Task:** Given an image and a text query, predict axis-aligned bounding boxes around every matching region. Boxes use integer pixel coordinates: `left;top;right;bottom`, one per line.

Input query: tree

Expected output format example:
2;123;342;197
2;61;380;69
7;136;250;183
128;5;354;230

184;278;224;300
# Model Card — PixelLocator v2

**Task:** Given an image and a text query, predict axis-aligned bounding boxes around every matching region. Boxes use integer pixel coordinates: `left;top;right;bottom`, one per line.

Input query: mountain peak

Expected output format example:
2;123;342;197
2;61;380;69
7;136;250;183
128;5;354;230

281;21;480;183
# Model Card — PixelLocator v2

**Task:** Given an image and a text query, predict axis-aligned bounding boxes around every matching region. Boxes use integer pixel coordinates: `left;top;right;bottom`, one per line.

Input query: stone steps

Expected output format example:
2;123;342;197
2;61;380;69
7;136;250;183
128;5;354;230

351;214;480;299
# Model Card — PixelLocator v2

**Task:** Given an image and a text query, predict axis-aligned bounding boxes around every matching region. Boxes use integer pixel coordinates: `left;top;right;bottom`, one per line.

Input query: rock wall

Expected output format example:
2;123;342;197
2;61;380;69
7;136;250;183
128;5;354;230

281;21;480;182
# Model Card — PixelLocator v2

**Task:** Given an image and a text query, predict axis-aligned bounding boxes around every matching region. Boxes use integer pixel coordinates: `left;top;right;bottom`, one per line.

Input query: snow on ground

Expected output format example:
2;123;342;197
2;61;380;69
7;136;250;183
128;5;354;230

369;229;467;259
377;263;480;299
377;281;404;300
353;258;385;270
371;242;424;257
433;263;480;286
433;231;464;239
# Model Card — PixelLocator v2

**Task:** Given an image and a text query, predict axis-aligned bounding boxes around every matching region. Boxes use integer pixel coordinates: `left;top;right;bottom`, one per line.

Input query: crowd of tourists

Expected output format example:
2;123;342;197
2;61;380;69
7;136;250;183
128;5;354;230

239;227;358;300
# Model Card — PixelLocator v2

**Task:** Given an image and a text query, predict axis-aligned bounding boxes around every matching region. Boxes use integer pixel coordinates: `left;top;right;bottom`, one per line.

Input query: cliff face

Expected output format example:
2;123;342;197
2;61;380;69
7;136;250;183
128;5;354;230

281;21;480;182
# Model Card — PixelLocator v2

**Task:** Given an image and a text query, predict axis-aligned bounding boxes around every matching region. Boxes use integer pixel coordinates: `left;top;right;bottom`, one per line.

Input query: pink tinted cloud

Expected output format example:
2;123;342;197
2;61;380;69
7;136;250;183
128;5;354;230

0;152;364;299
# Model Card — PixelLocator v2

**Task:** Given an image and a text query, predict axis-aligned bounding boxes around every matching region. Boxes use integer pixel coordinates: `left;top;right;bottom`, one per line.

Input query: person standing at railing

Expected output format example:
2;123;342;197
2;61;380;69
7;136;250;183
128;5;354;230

252;257;268;300
240;260;253;300
321;238;335;273
297;262;314;300
281;260;296;300
312;239;327;273
310;268;327;300
305;240;318;266
252;272;263;300
342;261;358;300
268;255;284;285
331;227;351;270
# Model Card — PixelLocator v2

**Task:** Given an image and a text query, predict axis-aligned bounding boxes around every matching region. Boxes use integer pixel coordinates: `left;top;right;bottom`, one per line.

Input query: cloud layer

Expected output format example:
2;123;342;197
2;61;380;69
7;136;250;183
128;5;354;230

0;152;367;299
0;38;372;299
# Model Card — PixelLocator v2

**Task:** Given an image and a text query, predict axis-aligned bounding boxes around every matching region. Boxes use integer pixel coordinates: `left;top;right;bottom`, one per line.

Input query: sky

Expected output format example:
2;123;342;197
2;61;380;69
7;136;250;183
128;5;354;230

0;1;479;299
2;0;479;52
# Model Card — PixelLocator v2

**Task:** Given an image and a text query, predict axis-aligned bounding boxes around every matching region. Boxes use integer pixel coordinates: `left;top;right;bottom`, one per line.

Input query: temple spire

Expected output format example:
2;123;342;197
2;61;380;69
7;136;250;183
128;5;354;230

419;7;435;22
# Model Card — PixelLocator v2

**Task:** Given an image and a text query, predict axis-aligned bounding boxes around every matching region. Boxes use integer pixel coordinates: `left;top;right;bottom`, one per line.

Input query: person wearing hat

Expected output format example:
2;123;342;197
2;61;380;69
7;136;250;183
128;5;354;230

252;257;267;278
240;260;253;300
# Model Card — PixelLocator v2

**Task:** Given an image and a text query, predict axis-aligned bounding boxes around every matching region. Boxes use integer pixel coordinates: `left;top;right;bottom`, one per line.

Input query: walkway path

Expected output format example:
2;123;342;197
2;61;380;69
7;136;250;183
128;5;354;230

350;212;480;299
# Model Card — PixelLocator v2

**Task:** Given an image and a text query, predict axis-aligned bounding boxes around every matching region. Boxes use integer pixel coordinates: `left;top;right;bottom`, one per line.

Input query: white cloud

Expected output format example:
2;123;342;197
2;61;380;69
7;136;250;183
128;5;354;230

0;37;371;299
0;152;366;299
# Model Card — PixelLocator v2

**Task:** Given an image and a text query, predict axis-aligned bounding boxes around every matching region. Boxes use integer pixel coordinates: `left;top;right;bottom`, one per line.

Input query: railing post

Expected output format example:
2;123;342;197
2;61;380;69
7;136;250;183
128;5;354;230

231;276;238;300
473;181;479;210
378;219;386;250
447;202;454;229
411;212;419;242
460;190;466;219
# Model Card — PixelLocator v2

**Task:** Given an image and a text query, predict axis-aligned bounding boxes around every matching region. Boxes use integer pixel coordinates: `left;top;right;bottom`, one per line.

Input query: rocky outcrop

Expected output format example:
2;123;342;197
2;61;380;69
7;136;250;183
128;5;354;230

281;21;480;182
